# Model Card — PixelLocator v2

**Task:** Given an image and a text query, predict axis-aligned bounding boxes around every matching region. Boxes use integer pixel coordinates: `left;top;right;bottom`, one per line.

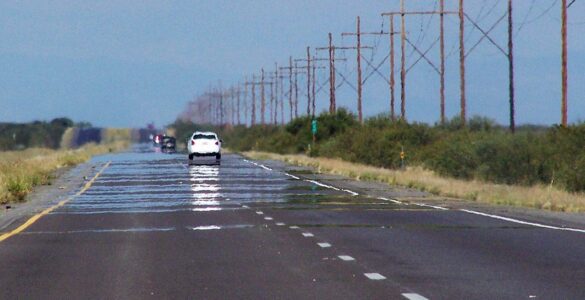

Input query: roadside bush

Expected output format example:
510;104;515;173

170;114;585;193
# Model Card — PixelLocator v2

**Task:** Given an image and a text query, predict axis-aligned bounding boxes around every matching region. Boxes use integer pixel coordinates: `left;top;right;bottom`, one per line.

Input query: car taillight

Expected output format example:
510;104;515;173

191;140;195;145
215;141;219;145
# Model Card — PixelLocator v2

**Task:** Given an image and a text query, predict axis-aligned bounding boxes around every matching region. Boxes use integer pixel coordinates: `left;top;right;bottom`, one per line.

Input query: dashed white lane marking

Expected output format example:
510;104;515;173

289;226;300;229
242;205;249;209
317;242;331;248
275;222;285;226
460;209;585;233
284;173;300;180
338;255;355;261
302;232;314;237
402;293;429;300
256;211;264;215
264;217;273;221
304;179;340;191
378;197;403;205
191;225;221;231
364;273;386;280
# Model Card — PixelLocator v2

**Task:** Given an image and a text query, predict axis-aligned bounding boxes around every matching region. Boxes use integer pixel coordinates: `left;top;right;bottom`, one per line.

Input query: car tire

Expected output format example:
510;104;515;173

188;154;194;161
216;153;221;160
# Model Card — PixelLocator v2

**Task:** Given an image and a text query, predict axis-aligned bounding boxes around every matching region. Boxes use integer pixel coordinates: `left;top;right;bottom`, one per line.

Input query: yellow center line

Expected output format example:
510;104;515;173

0;161;111;243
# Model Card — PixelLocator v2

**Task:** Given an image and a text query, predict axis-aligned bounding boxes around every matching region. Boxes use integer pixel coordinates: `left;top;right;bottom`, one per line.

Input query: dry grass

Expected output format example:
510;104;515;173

243;151;585;213
0;142;128;204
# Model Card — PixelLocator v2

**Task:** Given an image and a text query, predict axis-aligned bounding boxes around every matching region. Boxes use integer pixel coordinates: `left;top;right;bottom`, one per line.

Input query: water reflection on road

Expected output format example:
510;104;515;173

57;144;344;216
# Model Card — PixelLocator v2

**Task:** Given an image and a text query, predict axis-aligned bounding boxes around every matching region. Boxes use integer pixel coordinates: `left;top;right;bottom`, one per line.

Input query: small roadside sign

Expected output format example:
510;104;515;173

311;119;318;135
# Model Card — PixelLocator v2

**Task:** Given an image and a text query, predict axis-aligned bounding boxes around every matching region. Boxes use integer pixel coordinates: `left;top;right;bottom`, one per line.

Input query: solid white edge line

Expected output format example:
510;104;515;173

342;189;359;196
284;173;300;180
402;293;429;300
414;203;449;211
364;273;386;280
258;164;272;171
378;197;403;205
304;179;340;191
460;209;585;233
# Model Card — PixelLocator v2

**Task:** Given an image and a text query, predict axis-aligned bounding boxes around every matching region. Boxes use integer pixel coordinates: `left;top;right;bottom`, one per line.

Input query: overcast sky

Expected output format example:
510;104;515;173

0;1;583;128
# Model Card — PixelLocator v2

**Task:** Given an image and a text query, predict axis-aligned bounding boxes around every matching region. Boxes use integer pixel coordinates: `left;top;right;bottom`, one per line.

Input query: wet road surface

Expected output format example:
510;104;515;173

1;145;585;299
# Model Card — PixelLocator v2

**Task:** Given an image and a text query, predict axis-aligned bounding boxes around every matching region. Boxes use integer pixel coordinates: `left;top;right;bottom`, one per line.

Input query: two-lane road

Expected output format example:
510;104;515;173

1;145;584;299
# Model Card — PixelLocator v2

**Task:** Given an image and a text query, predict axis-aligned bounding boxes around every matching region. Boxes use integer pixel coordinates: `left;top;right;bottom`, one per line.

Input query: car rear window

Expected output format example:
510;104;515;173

193;134;216;140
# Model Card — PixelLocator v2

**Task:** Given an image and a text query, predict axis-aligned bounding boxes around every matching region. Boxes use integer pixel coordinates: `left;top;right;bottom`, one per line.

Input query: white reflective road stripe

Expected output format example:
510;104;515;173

304;180;340;191
317;242;331;248
402;293;429;300
338;255;355;261
378;197;403;205
364;273;386;280
460;209;585;233
284;173;300;180
302;233;314;237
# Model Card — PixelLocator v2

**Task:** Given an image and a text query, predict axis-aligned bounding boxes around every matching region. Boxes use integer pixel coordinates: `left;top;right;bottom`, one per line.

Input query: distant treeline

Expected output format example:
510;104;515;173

0;118;80;151
0;119;146;151
172;109;585;193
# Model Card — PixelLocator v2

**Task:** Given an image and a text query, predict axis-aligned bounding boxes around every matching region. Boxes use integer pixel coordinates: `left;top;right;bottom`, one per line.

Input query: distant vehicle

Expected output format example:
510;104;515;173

153;134;164;146
188;131;222;160
161;136;176;153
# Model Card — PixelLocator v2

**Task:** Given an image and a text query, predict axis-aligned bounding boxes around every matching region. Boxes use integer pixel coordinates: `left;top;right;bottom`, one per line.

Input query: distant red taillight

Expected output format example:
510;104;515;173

191;140;195;145
215;141;219;145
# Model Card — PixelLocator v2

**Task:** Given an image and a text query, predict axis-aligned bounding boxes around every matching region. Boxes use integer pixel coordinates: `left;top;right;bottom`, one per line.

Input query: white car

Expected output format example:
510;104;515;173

187;131;222;160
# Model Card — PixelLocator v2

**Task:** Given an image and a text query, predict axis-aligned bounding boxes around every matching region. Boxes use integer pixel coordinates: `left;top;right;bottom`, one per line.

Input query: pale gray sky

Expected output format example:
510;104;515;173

0;1;583;127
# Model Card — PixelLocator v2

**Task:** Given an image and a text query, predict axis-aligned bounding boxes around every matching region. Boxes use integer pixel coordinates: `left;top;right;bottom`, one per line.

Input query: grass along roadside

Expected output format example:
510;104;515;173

0;142;128;204
243;151;585;213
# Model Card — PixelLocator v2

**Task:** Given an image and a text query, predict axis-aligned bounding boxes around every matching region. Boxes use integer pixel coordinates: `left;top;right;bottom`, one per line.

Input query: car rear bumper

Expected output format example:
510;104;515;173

191;152;219;157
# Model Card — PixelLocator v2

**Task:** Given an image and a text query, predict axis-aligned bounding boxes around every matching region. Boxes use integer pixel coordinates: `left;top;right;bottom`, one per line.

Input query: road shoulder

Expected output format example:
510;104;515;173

244;155;585;232
0;162;100;233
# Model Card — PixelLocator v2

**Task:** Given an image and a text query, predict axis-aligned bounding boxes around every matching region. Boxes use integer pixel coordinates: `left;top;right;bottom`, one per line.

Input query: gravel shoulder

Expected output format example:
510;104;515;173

0;162;100;233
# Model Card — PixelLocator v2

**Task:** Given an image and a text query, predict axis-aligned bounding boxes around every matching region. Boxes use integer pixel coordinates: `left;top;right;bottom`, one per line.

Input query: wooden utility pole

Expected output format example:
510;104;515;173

389;14;396;120
236;84;242;125
306;47;311;116
342;16;380;123
261;68;266;125
245;75;261;126
328;33;336;113
459;0;466;126
316;34;348;115
440;0;446;125
383;7;455;123
357;16;362;122
243;78;249;126
561;0;568;127
312;59;316;118
400;1;406;121
278;58;296;121
295;56;326;117
275;63;279;124
288;57;294;120
508;0;515;132
294;61;299;118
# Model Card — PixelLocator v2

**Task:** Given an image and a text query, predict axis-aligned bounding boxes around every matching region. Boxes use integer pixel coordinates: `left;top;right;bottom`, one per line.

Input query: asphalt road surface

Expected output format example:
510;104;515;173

1;145;585;299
